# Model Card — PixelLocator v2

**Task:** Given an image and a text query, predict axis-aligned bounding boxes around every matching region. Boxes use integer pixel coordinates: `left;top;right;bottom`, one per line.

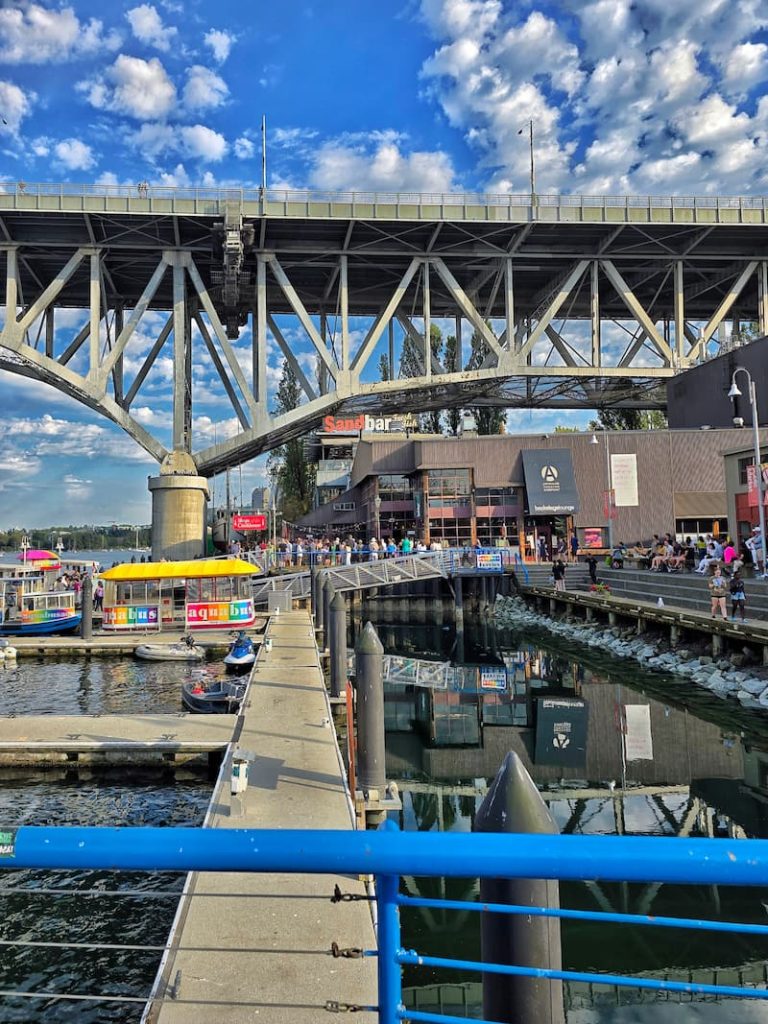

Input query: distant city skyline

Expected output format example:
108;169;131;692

1;1;767;526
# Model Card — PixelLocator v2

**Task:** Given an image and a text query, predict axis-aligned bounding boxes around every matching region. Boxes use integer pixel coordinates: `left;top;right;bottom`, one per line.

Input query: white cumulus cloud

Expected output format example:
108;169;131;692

54;138;96;172
0;3;121;63
126;4;178;53
0;80;35;134
180;124;228;162
204;28;236;63
310;137;456;192
78;54;177;121
234;135;254;159
182;65;229;111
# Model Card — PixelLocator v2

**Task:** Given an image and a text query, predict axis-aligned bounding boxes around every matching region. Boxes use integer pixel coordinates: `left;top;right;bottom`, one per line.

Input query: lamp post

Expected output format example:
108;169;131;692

591;430;612;549
270;491;277;567
517;119;536;203
728;367;766;575
374;495;382;541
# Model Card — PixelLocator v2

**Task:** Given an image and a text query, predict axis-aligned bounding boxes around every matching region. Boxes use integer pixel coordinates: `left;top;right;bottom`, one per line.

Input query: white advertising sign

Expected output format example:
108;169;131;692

623;704;653;761
610;453;639;507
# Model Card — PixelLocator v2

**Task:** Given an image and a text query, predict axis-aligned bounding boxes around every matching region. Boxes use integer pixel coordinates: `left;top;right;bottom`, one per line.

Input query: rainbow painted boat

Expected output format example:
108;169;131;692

0;562;81;636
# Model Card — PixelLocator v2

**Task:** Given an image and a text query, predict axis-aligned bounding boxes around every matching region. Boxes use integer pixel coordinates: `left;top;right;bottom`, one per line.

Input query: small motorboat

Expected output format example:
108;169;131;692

224;631;256;672
181;678;246;714
135;635;205;662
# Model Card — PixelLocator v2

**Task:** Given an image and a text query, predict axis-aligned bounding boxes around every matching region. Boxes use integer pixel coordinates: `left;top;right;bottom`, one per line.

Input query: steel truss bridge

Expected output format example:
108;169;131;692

2;184;768;473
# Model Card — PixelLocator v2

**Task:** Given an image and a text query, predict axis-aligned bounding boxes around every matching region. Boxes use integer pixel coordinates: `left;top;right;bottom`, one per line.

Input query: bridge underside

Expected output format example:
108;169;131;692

1;188;766;474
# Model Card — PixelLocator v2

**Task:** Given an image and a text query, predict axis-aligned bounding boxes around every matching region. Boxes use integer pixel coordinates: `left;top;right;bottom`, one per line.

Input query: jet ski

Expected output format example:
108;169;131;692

223;630;256;672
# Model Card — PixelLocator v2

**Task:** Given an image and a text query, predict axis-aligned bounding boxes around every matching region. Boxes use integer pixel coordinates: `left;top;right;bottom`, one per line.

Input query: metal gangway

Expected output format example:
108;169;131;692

250;551;452;607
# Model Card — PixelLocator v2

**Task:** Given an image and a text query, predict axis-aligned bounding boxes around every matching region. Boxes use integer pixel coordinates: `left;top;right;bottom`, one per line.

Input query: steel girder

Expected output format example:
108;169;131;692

1;193;767;474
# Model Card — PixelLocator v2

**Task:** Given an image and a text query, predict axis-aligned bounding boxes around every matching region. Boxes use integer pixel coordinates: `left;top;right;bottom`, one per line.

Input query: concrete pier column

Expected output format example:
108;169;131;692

454;576;464;634
149;451;209;561
585;607;593;622
322;577;333;652
80;575;93;639
315;571;325;636
310;564;320;622
712;633;723;656
355;622;386;795
474;751;564;1024
329;592;347;699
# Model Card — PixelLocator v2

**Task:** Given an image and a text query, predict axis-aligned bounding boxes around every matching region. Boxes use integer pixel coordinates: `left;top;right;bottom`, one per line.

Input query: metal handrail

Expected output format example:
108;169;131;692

3;824;768;1019
4;181;768;209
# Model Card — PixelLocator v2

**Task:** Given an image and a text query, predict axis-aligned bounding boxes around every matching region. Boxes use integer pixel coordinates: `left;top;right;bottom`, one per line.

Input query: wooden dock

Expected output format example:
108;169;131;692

0;714;236;765
147;609;377;1023
7;630;256;658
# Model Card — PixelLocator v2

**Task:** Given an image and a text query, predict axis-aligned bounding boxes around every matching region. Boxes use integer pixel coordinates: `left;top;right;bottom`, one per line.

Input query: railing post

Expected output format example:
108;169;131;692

376;847;403;1022
329;591;347;699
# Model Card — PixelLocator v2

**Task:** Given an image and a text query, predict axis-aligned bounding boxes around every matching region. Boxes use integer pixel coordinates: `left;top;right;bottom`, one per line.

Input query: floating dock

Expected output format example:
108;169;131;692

147;609;377;1023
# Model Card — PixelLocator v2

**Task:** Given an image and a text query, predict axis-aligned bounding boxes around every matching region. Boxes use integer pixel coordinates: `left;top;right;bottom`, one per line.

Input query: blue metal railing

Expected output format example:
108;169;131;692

2;824;768;1019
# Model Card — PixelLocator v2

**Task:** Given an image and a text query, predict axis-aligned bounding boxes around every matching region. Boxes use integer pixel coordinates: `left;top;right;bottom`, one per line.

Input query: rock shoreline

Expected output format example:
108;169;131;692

494;593;768;711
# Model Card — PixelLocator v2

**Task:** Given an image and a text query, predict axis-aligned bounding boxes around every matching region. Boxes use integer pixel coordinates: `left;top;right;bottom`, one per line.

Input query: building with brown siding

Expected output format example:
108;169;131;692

297;427;767;554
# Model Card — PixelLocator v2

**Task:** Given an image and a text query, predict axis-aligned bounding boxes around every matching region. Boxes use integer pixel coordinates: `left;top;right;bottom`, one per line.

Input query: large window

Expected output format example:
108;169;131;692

475;486;519;546
427;469;472;546
378;474;412;501
428;469;471;498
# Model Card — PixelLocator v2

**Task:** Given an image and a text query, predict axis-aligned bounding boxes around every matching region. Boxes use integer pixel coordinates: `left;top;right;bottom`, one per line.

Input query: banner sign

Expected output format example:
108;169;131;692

611;454;639;507
20;605;75;625
476;550;503;572
480;667;508;691
746;464;768;507
103;605;159;630
582;527;605;549
186;599;255;629
521;449;580;514
623;704;653;760
602;490;617;520
232;513;267;531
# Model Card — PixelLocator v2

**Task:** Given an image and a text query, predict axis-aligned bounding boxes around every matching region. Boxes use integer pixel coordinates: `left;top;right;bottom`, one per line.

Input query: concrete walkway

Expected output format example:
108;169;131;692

150;610;377;1023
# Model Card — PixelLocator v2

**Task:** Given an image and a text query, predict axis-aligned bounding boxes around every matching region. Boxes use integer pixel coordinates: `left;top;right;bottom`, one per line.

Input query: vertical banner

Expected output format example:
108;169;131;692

746;464;768;507
611;453;638;507
623;704;653;760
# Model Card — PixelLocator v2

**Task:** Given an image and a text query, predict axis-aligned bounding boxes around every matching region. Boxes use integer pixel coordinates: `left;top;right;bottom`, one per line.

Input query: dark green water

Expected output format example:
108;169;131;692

370;616;768;1022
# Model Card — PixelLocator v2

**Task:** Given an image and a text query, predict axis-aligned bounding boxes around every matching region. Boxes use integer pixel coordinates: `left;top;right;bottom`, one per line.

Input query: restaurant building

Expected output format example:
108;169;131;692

297;425;767;554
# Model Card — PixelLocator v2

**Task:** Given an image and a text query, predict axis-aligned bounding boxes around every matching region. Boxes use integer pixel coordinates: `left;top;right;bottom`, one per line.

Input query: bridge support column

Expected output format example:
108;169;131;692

148;452;209;561
329;592;347;700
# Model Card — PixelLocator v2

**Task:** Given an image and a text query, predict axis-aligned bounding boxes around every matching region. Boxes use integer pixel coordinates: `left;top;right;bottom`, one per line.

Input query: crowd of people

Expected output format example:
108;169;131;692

228;534;449;568
608;531;765;577
53;570;104;611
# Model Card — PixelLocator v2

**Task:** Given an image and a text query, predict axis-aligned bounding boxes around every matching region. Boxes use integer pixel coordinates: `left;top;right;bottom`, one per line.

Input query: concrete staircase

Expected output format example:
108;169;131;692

514;563;590;588
599;566;768;621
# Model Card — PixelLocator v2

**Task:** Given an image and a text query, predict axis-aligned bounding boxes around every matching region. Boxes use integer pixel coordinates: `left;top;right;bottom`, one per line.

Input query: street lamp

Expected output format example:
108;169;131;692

591;430;613;549
517;119;536;203
728;367;767;576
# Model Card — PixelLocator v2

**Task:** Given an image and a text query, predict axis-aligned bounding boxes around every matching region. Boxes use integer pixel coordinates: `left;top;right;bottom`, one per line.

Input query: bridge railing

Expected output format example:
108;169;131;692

6;185;768;223
3;824;768;1020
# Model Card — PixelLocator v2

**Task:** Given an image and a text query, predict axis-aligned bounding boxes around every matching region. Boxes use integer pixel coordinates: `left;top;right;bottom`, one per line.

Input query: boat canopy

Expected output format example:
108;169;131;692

100;557;258;582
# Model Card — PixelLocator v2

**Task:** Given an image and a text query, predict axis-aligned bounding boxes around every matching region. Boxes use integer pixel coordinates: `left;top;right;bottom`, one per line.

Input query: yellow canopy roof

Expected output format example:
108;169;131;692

100;557;259;581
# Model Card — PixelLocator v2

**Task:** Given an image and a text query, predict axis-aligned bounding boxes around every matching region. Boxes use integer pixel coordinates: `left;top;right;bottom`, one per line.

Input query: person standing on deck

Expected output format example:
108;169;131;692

708;567;728;620
552;559;567;592
730;572;746;622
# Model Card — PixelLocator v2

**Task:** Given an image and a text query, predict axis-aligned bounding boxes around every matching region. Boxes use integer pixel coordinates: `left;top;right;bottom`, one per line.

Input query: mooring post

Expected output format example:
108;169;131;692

310;562;320;622
315;570;325;638
475;751;565;1024
355;622;386;798
322;577;333;653
80;575;93;640
329;591;347;699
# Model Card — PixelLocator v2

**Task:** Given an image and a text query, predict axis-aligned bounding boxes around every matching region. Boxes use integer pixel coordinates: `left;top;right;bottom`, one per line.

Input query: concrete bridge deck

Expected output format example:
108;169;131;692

148;609;377;1023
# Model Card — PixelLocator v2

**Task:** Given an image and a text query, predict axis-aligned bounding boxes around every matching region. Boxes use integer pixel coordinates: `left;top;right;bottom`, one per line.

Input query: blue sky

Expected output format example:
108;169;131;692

1;0;767;527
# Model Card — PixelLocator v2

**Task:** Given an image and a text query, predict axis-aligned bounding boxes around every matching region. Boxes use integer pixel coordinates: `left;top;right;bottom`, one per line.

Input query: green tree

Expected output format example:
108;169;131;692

399;323;444;432
589;410;667;431
378;352;390;381
443;333;462;436
267;359;316;522
465;325;505;434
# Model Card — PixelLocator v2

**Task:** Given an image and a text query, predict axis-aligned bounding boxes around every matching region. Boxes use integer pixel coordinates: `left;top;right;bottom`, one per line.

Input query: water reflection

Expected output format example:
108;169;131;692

370;615;768;1022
